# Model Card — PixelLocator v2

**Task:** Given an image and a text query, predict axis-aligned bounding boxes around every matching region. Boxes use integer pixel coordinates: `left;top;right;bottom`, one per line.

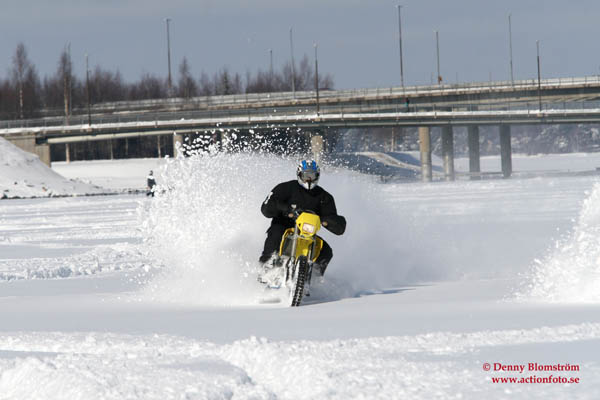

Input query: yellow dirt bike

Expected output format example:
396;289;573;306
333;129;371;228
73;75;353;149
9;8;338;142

260;206;323;306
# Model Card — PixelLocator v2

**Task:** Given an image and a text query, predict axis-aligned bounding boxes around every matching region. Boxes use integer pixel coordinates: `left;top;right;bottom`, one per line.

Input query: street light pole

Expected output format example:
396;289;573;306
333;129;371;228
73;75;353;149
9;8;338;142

536;40;542;111
397;5;404;88
85;53;91;126
435;30;441;85
289;26;296;96
268;48;274;91
508;14;514;85
314;42;320;116
165;18;172;95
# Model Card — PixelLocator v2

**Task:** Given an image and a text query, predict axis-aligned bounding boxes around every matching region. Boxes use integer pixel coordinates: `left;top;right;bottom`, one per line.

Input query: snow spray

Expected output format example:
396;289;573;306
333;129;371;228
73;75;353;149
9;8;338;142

521;182;600;303
137;134;426;306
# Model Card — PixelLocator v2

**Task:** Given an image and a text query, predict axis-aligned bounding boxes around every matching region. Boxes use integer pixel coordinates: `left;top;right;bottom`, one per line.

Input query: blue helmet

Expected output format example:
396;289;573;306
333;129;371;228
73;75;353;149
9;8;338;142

297;160;320;190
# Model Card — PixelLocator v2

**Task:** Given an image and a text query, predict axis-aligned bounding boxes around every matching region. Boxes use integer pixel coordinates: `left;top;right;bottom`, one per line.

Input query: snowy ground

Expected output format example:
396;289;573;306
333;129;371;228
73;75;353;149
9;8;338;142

1;151;600;398
455;152;600;173
52;158;166;191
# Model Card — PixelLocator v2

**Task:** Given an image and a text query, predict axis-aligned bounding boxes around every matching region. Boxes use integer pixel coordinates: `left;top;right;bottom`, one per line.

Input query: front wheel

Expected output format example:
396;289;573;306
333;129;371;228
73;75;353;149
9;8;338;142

289;256;309;307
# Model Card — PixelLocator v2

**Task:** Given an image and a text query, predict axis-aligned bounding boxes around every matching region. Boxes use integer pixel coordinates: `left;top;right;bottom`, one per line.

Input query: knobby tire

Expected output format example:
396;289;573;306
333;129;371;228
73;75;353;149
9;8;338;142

291;256;308;307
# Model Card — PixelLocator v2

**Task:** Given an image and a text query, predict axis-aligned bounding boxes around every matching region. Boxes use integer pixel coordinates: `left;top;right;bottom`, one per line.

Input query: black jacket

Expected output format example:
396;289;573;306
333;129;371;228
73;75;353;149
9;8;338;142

147;176;156;188
261;180;346;235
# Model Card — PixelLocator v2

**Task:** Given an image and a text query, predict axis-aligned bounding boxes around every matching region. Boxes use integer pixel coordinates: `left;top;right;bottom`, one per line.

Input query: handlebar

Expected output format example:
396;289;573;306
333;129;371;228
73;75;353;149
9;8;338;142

287;205;327;226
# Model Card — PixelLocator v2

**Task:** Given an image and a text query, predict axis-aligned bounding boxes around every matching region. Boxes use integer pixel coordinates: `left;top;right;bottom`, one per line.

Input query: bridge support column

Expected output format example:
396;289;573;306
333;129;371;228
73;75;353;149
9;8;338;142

311;135;324;164
36;143;51;166
500;125;512;178
419;126;432;182
468;125;481;180
5;134;51;166
173;133;184;157
65;143;71;163
441;125;455;181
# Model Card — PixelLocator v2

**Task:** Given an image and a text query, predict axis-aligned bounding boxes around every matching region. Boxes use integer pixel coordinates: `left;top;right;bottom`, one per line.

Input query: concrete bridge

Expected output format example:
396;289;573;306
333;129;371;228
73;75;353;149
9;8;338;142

3;75;600;181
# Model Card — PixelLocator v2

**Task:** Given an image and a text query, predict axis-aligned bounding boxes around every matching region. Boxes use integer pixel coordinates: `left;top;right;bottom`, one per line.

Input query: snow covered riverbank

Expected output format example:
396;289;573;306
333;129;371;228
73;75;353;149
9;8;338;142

0;138;104;199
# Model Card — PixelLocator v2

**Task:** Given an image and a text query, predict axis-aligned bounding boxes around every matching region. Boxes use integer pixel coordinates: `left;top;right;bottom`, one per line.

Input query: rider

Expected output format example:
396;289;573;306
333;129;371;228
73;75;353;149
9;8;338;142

259;160;346;276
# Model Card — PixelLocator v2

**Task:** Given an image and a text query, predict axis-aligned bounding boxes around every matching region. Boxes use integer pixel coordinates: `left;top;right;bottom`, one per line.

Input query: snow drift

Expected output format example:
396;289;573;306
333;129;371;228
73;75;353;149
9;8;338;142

0;136;103;198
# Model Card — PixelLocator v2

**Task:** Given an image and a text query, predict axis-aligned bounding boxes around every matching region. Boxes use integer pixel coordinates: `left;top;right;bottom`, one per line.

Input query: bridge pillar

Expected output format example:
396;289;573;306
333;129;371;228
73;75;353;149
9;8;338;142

468;125;481;180
173;133;184;156
419;126;432;182
441;125;455;181
500;125;512;178
36;143;51;166
5;134;51;166
311;135;324;164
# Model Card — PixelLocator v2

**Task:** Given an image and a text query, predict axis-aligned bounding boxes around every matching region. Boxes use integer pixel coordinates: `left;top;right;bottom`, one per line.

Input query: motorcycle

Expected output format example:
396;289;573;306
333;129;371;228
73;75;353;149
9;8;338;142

259;205;323;307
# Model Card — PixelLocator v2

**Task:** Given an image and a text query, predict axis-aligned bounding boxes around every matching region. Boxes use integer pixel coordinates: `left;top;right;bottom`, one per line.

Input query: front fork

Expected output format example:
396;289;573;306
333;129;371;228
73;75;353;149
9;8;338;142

285;226;315;286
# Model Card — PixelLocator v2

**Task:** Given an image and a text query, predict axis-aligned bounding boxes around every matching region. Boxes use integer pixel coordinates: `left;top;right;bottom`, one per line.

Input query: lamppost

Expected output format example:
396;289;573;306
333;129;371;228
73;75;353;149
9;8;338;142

85;53;91;126
165;18;172;95
536;40;542;111
268;48;274;92
314;42;320;116
508;13;514;85
435;30;441;85
289;26;296;96
397;5;404;88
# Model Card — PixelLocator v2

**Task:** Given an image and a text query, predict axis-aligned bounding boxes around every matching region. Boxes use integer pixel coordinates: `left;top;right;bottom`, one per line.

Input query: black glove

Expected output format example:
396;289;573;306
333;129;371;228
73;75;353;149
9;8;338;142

286;204;300;219
321;215;346;235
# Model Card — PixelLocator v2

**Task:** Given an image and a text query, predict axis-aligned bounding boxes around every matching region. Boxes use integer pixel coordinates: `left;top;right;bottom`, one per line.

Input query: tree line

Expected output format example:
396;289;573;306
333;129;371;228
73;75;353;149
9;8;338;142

0;43;334;120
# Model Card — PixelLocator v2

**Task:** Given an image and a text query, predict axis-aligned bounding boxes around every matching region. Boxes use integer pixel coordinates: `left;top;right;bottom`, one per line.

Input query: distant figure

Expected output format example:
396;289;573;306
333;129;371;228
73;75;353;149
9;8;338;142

146;170;156;197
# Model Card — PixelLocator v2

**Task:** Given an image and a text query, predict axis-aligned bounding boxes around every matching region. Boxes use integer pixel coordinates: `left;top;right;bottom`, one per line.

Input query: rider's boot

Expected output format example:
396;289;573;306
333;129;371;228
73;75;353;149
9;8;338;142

258;253;283;286
314;260;329;277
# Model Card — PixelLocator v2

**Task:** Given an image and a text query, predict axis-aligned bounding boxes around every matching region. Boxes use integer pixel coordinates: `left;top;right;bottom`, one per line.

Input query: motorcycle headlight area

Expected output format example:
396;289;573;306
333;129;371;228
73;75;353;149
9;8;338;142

301;223;315;234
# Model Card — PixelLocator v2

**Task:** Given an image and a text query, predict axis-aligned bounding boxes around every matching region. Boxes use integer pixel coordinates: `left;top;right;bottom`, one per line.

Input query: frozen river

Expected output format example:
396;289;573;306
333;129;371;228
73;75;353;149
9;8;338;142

1;153;600;399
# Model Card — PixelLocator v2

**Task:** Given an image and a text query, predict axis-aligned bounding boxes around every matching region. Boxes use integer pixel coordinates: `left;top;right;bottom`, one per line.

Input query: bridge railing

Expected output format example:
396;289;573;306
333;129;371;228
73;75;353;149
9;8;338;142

2;75;600;131
4;99;600;133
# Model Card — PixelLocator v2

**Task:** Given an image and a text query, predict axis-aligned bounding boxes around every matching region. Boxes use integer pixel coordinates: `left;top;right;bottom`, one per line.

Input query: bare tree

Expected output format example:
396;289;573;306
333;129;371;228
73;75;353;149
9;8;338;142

11;43;40;119
90;66;125;102
214;68;243;95
57;44;73;120
0;79;18;119
296;55;313;91
177;57;197;99
198;71;213;96
0;46;335;121
41;75;62;110
132;73;167;100
246;70;276;93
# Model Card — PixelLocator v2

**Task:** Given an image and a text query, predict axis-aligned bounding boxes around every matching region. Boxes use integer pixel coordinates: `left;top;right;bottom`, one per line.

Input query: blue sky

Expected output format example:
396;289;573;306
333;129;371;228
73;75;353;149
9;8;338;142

2;0;600;89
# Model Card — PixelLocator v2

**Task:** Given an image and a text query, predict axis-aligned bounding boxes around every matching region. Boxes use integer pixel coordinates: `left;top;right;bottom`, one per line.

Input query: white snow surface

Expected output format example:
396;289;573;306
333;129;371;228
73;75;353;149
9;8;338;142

0;137;103;198
2;149;600;398
53;158;166;191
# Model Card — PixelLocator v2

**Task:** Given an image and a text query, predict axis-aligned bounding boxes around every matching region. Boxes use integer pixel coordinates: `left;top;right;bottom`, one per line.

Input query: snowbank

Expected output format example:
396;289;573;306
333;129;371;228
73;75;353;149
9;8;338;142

0;137;104;199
